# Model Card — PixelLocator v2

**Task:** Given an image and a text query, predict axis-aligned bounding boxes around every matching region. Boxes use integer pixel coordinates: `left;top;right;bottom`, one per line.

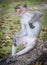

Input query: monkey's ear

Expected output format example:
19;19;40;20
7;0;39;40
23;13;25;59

23;4;27;8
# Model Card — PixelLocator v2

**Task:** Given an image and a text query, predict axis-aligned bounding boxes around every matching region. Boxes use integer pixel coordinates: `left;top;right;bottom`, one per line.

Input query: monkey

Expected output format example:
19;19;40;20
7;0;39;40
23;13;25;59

6;4;43;63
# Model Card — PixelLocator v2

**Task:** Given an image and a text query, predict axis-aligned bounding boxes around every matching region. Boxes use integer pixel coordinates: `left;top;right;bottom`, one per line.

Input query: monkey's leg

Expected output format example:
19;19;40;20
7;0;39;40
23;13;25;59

6;36;18;64
16;45;33;56
11;36;19;56
12;45;17;56
16;37;36;56
6;36;26;63
6;44;17;64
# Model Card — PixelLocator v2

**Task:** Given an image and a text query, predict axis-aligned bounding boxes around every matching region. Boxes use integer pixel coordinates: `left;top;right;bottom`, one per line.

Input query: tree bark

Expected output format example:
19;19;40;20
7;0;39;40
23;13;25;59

0;40;47;65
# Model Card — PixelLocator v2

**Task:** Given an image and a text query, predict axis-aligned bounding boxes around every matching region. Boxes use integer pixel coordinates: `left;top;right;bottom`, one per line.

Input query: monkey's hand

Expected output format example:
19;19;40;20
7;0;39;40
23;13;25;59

6;56;17;64
29;23;35;29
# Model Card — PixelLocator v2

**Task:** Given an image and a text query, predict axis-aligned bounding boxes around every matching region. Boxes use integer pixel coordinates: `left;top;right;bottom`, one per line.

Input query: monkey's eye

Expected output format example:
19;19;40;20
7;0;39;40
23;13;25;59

15;7;20;10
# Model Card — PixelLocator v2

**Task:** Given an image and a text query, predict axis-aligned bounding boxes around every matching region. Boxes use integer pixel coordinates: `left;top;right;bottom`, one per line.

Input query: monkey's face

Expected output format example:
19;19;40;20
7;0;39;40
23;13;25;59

16;8;22;15
15;4;27;16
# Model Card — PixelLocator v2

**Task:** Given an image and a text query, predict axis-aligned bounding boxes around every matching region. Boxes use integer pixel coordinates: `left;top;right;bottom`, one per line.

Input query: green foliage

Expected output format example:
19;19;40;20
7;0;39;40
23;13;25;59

0;46;12;58
0;0;46;6
3;46;12;54
16;44;25;52
0;49;5;58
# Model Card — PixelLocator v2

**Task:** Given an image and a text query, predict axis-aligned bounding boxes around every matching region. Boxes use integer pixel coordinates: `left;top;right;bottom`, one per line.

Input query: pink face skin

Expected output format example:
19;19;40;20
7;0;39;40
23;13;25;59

16;8;22;15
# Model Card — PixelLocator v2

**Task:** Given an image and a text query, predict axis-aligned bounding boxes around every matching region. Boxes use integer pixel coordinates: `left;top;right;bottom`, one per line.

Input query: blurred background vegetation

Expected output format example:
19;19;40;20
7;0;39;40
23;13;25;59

0;0;47;60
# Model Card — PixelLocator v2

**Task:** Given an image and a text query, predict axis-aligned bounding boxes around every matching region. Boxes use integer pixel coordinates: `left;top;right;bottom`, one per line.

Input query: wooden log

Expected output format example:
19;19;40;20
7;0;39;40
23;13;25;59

0;40;47;65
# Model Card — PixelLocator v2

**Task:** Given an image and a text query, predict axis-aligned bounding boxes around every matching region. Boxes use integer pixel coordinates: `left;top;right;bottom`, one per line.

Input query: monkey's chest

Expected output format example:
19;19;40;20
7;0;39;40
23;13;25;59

25;24;33;37
21;12;34;23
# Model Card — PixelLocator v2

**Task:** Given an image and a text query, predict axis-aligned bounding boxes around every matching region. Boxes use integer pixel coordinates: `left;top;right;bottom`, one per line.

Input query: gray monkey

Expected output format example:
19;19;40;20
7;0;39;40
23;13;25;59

6;4;43;63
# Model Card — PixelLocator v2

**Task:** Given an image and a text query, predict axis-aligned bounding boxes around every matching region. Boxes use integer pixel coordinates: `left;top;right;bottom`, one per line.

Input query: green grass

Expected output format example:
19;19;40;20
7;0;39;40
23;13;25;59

40;10;47;40
0;0;44;6
0;46;11;58
16;44;25;52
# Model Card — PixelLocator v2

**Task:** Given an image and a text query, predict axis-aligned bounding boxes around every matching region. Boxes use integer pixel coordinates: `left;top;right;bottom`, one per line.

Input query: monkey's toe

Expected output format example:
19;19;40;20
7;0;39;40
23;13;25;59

6;58;11;64
10;56;17;62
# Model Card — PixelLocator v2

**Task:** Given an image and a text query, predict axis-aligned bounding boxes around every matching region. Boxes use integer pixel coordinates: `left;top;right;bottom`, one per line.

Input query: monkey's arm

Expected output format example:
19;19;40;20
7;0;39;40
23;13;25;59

16;45;33;56
29;11;44;23
15;24;27;38
28;11;43;28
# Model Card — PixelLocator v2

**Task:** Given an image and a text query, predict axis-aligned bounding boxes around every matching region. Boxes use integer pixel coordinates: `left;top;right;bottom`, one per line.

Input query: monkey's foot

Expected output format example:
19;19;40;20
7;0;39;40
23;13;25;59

6;56;17;64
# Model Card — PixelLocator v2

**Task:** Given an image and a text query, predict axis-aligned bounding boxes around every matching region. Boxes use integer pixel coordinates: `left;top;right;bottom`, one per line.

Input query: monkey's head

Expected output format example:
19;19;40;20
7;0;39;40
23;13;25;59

15;4;27;15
